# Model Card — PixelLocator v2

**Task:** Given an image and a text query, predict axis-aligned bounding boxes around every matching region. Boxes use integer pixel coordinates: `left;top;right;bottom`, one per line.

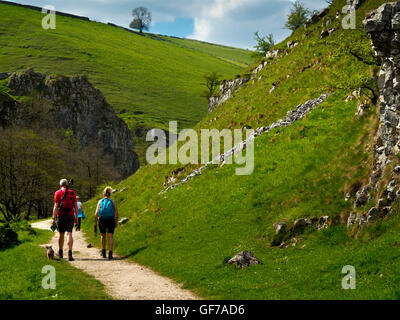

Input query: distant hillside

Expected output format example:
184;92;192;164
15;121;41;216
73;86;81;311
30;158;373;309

157;35;253;68
0;1;246;164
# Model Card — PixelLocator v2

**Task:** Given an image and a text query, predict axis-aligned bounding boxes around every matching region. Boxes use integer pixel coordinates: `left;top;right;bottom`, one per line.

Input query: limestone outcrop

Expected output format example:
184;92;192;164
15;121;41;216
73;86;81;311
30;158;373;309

6;68;139;178
163;93;331;194
349;1;400;226
208;77;249;113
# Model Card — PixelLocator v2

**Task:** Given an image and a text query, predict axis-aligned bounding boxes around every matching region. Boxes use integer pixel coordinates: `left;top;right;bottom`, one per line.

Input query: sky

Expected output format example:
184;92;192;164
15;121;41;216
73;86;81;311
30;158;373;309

5;0;327;49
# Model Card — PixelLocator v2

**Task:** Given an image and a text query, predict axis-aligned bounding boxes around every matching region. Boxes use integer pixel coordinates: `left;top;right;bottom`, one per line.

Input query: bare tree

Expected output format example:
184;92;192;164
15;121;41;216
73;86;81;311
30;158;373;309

130;7;152;33
0;128;60;221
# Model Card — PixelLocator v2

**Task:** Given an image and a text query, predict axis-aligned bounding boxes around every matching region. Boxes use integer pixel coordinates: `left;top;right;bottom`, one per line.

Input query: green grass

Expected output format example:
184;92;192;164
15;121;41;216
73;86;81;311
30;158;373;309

82;92;384;299
157;36;253;68
0;226;112;300
78;0;400;299
0;2;245;164
3;0;397;299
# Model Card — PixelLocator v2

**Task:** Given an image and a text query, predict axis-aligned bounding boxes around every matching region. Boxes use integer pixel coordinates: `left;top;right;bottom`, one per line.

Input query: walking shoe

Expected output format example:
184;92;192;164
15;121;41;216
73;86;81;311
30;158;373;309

58;249;63;259
68;250;75;261
108;251;113;260
101;249;106;258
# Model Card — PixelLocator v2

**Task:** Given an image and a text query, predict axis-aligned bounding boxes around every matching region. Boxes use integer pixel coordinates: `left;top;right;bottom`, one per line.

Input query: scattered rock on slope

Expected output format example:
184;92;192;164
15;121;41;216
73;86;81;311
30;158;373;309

208;77;250;113
265;49;281;59
347;0;366;10
305;7;329;28
228;251;261;268
367;207;379;223
274;222;286;235
292;219;308;232
287;41;298;49
118;217;129;225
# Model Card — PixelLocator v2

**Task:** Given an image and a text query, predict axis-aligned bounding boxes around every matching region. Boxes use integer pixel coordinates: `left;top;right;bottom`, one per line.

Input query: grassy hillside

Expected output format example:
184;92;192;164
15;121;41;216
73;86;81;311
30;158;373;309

157;35;253;68
0;223;111;300
78;0;400;299
0;2;245;163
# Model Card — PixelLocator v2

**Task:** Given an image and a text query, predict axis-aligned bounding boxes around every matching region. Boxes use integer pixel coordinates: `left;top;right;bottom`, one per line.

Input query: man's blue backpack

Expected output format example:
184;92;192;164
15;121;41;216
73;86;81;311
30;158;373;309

98;198;115;219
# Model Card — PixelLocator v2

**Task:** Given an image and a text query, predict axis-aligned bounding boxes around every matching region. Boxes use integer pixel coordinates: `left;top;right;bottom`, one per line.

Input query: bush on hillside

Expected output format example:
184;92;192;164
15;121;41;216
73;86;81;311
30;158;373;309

284;0;312;31
9;220;36;236
252;32;275;58
201;71;221;100
0;223;19;251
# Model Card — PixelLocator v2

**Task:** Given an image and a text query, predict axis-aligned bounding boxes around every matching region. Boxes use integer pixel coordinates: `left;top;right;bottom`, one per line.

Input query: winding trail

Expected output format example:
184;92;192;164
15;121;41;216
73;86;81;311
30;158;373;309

32;219;198;300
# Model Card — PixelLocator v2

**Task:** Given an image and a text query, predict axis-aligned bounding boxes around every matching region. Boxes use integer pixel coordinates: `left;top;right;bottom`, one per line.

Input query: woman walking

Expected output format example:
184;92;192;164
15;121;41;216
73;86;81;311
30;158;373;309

75;196;85;231
94;186;119;259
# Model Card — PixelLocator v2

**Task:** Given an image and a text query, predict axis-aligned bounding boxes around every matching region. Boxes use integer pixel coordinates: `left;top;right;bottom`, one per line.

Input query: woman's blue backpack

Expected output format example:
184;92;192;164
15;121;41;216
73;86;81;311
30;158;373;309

98;198;115;219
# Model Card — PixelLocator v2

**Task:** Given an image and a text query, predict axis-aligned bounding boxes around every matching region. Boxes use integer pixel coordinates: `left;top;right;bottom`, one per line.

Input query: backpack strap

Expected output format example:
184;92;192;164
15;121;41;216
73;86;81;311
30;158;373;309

99;198;108;216
58;186;69;214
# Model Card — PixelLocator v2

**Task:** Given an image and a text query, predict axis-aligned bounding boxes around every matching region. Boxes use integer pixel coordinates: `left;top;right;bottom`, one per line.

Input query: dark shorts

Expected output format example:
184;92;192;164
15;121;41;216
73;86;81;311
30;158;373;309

57;214;75;233
99;218;116;234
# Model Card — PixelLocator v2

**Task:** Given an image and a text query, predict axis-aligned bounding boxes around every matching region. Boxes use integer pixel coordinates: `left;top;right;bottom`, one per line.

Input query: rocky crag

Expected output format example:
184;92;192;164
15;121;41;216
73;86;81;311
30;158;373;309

274;1;400;233
349;1;400;227
4;68;139;178
0;92;19;128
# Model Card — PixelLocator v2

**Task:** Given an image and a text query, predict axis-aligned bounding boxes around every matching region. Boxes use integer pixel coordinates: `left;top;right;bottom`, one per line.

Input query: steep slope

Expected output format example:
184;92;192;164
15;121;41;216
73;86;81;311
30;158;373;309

78;0;400;299
0;1;244;163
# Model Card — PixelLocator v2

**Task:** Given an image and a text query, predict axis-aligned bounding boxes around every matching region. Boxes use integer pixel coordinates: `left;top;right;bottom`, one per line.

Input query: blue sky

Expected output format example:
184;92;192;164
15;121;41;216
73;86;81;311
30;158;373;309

151;18;194;39
5;0;327;49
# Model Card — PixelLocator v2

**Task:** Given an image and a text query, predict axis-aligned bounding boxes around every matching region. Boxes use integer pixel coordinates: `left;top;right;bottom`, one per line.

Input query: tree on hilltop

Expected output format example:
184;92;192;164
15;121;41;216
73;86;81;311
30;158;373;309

130;7;152;33
284;1;312;31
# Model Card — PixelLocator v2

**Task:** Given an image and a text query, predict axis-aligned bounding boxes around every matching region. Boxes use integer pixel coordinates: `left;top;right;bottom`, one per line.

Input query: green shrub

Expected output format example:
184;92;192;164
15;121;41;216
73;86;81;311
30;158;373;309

9;220;37;235
0;223;19;251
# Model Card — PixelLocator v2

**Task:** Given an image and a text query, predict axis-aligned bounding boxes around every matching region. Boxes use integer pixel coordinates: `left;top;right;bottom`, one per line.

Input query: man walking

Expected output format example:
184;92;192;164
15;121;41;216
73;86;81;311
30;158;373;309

52;179;78;261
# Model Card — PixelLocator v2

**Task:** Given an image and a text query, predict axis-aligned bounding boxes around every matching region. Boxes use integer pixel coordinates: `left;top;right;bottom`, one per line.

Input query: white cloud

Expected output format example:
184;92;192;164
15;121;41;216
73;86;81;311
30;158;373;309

187;0;327;48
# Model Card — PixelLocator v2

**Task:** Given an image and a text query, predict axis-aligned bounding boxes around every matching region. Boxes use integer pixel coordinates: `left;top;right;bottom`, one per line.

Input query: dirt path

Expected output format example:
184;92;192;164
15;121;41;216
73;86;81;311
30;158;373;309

32;219;199;300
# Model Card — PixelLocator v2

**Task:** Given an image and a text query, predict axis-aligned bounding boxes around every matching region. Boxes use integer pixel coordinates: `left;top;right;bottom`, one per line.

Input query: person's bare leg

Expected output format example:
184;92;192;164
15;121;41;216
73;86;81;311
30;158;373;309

108;233;113;252
107;233;114;259
58;233;65;251
100;234;106;258
101;234;106;250
67;232;73;251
